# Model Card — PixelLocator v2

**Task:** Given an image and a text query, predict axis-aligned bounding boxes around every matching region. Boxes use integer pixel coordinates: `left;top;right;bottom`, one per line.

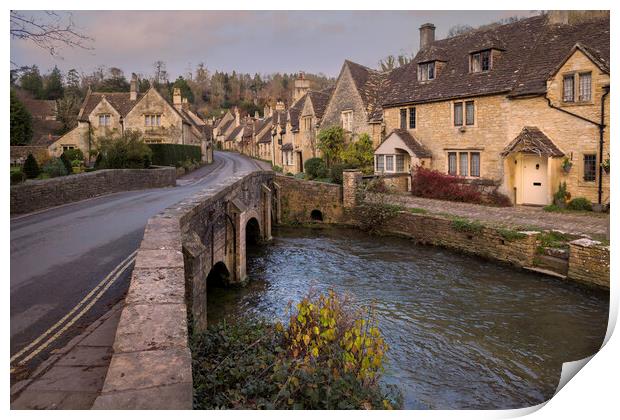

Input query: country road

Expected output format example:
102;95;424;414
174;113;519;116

10;151;266;375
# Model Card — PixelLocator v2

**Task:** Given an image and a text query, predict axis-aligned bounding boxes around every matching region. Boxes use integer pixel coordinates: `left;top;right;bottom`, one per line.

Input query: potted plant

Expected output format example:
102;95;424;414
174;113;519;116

601;155;610;175
561;157;573;173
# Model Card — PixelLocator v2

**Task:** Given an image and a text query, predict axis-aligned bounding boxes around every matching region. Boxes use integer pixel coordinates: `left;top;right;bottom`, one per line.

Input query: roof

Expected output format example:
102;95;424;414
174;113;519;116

502;126;564;157
226;125;243;141
307;90;331;120
79;91;145;120
257;129;272;144
281;143;293;151
31;134;61;147
254;118;272;134
383;129;432;158
344;60;387;122
382;14;610;106
219;119;233;134
14;89;56;117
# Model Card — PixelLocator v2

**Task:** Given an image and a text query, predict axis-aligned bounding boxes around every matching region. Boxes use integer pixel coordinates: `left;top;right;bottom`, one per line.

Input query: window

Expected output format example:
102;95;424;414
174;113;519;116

563;74;575;102
303;116;312;131
341;110;353;132
283;150;294;166
579;72;592;102
99;114;111;126
583;154;597;182
471;50;491;73
396;154;405;172
409;107;416;129
62;145;75;151
145;114;161;127
465;101;475;125
470;152;480;177
419;62;435;81
376;155;385;172
386;155;394;172
454;102;463;126
459;152;469;176
400;109;407;129
448;152;457;175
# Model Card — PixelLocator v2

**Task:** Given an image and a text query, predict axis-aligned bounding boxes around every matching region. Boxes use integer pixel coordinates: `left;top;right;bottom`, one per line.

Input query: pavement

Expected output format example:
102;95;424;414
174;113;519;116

387;194;610;239
10;151;267;388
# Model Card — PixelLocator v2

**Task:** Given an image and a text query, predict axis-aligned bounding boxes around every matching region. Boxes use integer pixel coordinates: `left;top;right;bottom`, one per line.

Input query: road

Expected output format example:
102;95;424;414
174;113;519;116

10;151;265;376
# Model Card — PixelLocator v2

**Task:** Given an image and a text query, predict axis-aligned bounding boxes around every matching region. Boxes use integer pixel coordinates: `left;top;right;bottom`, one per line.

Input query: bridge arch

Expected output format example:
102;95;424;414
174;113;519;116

245;217;261;246
206;261;231;288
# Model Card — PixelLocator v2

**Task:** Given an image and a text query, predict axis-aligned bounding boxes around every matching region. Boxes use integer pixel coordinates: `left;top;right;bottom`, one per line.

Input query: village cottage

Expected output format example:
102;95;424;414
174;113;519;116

50;75;213;163
378;11;609;206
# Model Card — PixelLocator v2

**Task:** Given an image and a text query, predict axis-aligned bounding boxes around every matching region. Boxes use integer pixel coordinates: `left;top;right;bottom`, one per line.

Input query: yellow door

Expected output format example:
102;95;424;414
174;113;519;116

521;155;548;205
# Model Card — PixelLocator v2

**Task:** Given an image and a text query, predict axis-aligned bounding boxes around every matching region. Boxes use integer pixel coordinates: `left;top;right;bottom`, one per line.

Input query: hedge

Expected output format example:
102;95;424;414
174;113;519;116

147;143;201;167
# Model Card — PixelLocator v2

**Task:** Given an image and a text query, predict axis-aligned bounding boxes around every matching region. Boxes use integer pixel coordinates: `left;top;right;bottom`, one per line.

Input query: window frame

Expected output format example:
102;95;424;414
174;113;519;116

453;102;464;126
375;154;385;172
563;74;575;103
465;101;475;126
578;72;592;102
418;62;436;81
447;150;481;178
409;107;416;129
583;153;597;182
99;114;111;127
400;108;407;129
341;110;353;132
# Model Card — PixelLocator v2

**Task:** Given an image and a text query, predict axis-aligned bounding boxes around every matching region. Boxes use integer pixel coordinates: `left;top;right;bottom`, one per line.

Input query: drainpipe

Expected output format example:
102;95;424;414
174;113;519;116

545;86;609;204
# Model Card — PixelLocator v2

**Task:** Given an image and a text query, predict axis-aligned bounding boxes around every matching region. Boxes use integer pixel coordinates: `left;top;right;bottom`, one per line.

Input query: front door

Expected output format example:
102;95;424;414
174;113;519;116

296;152;303;173
521;155;548;205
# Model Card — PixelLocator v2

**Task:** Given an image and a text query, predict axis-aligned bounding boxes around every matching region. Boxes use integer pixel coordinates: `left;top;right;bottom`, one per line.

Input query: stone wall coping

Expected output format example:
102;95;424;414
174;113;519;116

275;174;343;190
95;170;273;410
12;167;172;187
570;238;606;248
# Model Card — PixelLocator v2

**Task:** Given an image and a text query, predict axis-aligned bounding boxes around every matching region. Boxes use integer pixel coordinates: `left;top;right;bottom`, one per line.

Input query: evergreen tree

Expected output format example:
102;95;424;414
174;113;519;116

23;154;40;179
19;65;43;98
10;90;33;145
65;68;82;97
44;66;64;99
60;152;73;174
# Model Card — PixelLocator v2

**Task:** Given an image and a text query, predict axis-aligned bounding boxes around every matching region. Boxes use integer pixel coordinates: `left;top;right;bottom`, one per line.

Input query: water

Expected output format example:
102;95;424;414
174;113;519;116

207;226;609;409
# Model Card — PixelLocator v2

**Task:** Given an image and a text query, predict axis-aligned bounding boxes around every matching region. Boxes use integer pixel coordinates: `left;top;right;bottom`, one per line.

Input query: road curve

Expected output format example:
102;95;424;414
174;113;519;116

10;151;265;373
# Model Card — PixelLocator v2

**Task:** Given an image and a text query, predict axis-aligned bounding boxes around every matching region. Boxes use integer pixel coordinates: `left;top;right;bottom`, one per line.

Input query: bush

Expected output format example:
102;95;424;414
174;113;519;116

353;184;402;233
23;154;40;179
366;178;389;194
486;189;512;207
341;133;374;170
317;126;345;167
411;167;483;204
567;197;593;211
272;165;283;173
329;163;356;185
42;158;68;178
63;148;84;162
96;130;152;169
304;157;328;179
191;290;401;409
148;143;201;167
10;170;25;185
60;153;73;174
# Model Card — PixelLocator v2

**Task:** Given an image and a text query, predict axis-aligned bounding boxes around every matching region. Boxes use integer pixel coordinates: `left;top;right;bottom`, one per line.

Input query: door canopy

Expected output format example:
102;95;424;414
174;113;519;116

502;126;564;157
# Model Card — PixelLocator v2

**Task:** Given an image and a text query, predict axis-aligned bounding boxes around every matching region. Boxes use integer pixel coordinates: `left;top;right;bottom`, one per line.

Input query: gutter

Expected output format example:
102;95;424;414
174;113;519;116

544;86;609;204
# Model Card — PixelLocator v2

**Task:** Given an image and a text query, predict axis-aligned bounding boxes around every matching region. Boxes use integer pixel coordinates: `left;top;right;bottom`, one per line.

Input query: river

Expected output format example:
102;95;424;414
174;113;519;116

206;226;608;409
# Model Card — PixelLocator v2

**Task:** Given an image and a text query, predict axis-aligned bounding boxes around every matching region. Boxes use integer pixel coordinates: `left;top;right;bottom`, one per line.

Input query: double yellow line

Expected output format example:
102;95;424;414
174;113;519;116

10;250;138;372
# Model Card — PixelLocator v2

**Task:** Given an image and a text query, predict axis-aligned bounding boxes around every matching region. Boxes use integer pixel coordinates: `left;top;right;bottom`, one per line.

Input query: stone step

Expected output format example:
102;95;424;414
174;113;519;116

523;266;567;280
532;254;569;276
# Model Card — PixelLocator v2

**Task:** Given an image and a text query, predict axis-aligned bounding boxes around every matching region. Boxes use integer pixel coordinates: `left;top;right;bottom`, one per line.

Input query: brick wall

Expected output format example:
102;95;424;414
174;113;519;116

568;238;610;288
276;175;343;223
10;167;176;215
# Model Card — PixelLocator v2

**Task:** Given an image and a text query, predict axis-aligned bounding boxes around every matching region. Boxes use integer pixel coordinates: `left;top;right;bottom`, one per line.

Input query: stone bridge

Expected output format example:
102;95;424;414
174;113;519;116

93;170;279;409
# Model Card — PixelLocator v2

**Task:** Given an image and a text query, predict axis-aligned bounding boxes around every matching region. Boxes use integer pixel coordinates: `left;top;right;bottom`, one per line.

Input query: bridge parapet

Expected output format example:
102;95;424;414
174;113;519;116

93;170;275;409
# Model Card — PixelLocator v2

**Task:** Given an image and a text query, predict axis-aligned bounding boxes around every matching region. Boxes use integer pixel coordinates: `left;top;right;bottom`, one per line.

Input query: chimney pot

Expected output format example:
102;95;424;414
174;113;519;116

130;73;139;101
173;88;182;109
419;23;436;50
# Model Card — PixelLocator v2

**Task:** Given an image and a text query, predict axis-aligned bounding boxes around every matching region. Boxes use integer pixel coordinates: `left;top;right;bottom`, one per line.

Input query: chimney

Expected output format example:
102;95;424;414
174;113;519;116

293;71;311;103
182;97;189;111
234;107;240;126
275;100;285;112
130;73;139;101
254;110;259;119
547;10;569;25
419;23;436;50
173;88;182;109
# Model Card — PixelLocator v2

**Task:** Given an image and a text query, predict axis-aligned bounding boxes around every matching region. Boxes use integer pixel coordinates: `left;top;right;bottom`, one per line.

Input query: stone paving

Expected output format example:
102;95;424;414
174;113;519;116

387;194;610;239
11;302;122;409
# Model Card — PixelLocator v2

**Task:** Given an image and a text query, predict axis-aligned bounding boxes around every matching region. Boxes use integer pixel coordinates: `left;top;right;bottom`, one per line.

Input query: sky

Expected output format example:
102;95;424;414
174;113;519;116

10;10;541;79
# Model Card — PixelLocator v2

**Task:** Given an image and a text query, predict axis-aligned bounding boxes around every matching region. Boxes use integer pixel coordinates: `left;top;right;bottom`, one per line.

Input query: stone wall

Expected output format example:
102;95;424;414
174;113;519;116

568;238;610;289
10;167;176;215
10;146;50;165
276;175;344;224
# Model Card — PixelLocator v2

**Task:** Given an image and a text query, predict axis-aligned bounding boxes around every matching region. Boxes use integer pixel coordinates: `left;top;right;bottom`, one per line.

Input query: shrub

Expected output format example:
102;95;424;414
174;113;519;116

96;130;152;169
42;158;68;178
10;170;25;185
498;228;527;241
341;133;374;170
60;153;73;174
23;154;40;179
451;217;484;233
317;126;345;167
486;189;512;207
329;163;356;185
411;167;482;204
191;290;401;409
353;184;402;233
63;148;84;162
272;165;283;173
304;157;328;179
366;178;389;194
148;143;201;167
553;181;570;205
294;172;306;179
567;197;593;211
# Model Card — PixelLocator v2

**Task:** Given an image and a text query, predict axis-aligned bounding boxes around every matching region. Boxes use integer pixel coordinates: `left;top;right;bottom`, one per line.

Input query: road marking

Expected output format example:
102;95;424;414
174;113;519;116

10;250;138;367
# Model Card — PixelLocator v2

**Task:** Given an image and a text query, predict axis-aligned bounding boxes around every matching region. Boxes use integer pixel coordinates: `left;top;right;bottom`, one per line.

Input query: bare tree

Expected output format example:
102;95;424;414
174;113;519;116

10;11;93;57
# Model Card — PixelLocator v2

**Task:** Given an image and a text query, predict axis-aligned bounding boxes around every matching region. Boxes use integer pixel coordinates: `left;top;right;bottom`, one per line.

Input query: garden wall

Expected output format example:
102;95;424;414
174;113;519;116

568;238;610;289
10;146;50;165
10;167;176;215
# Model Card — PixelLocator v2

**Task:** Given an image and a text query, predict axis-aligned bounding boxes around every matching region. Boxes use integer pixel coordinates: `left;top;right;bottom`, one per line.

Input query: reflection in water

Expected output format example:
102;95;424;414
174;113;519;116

207;227;608;409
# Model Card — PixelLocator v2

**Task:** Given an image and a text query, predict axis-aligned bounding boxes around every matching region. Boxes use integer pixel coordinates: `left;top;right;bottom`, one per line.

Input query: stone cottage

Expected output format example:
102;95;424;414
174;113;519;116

380;11;609;206
50;75;212;163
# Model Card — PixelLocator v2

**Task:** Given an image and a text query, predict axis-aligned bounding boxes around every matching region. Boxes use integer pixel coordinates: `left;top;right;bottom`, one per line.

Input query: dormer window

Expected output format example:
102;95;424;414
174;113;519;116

470;50;491;73
418;62;435;81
